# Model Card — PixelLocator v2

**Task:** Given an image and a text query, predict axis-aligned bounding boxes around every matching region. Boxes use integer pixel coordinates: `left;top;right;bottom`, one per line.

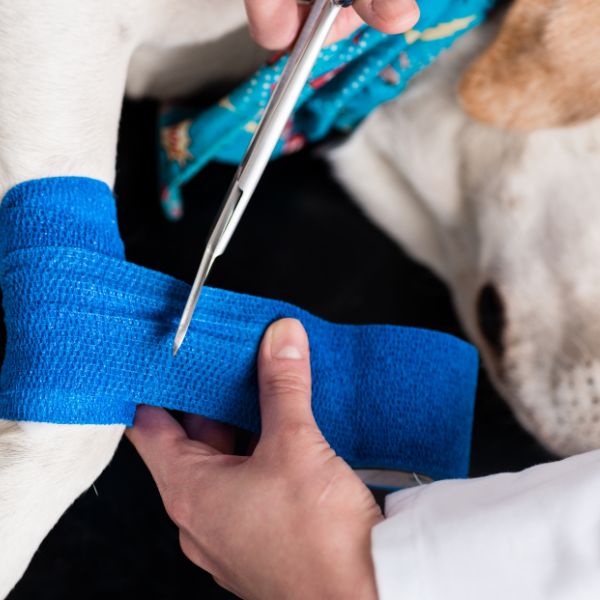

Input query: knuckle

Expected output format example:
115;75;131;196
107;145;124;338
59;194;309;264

278;420;316;443
281;420;313;438
265;370;309;398
164;489;192;528
179;532;196;561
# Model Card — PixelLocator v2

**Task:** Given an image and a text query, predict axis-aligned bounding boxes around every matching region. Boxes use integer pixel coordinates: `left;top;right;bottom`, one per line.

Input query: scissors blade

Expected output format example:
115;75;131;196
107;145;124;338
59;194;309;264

173;0;347;356
173;180;243;355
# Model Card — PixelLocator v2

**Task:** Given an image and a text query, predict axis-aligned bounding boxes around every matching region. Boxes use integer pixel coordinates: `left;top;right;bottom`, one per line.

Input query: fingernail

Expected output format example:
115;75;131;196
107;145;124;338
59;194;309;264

269;319;306;360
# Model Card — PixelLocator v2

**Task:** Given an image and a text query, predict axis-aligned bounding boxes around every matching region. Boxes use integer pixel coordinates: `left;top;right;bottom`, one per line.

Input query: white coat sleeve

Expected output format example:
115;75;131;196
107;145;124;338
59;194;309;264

371;449;600;600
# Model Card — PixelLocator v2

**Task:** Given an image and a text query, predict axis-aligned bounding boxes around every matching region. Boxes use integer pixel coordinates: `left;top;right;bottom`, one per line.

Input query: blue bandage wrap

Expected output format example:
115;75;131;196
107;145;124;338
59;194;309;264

0;178;478;480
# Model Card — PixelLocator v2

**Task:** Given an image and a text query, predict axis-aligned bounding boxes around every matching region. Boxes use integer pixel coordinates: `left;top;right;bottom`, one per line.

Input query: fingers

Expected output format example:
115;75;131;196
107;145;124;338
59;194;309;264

326;9;365;44
245;0;420;50
181;414;236;454
126;406;217;485
257;318;317;441
126;405;188;465
244;0;303;50
353;0;420;34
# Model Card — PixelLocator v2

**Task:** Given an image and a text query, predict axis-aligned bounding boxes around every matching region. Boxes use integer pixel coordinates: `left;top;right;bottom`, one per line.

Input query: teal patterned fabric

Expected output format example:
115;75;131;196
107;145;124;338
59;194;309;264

160;0;495;219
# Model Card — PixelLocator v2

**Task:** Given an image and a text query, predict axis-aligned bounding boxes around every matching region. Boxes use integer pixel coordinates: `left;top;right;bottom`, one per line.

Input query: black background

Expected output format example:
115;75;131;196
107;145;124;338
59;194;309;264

6;100;553;599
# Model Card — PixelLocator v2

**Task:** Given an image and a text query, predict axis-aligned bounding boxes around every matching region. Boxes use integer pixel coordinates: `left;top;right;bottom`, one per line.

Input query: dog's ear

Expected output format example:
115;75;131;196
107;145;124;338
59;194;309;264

459;0;600;130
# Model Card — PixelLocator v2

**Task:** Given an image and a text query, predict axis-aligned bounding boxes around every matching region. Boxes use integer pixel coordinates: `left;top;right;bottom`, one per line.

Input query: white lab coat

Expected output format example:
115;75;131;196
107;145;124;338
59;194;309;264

371;450;600;599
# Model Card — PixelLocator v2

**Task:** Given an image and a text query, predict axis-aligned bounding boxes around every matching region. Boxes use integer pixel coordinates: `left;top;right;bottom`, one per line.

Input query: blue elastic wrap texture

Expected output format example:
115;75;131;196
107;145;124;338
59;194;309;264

0;178;479;480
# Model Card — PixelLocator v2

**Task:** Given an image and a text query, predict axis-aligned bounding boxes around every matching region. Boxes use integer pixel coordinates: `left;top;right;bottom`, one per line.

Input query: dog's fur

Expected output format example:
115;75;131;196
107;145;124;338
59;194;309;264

459;0;600;130
329;0;600;455
0;0;598;595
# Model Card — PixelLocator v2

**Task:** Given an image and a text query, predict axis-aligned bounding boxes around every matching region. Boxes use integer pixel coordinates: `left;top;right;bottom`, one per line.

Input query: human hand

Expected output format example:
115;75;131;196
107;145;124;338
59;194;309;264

127;318;382;600
244;0;420;50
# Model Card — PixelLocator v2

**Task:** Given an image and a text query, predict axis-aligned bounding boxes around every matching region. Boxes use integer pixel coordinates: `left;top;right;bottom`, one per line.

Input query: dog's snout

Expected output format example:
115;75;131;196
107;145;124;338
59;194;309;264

477;283;506;356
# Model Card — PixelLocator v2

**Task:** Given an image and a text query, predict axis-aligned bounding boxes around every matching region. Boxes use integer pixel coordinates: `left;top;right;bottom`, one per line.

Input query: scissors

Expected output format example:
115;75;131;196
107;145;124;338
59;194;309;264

173;0;354;356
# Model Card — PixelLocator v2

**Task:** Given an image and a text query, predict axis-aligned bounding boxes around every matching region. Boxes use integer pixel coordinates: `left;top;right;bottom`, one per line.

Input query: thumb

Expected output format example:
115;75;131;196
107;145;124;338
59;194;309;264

353;0;420;34
257;318;318;443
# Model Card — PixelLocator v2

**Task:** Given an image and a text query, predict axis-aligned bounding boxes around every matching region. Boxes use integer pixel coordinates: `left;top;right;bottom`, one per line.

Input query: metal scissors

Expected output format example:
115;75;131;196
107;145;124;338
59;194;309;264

173;0;354;356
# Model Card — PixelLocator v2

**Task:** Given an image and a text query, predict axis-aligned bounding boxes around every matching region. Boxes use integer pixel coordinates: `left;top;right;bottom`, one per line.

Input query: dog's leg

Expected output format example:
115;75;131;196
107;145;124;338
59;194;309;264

0;1;144;595
126;0;261;100
0;0;257;593
0;1;141;194
0;423;123;598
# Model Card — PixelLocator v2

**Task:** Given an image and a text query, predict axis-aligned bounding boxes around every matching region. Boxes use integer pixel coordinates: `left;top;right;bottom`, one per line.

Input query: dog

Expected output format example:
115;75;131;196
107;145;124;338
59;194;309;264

329;0;600;457
0;0;598;595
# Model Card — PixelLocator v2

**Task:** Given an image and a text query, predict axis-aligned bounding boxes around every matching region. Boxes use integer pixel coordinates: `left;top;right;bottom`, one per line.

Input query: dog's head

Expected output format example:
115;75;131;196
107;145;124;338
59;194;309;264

331;0;600;456
458;0;600;455
460;0;600;131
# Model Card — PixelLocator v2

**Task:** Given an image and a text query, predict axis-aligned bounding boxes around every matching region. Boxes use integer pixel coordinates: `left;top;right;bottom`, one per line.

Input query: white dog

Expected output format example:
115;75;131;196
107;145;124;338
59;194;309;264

0;0;598;596
329;0;600;457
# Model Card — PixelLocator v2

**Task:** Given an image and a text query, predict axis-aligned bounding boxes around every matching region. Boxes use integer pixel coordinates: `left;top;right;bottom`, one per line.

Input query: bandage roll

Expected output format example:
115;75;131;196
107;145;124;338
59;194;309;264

0;177;478;480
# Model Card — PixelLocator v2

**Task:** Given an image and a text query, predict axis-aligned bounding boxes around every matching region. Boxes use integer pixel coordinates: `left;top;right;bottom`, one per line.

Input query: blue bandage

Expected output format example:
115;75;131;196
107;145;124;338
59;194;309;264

0;177;478;480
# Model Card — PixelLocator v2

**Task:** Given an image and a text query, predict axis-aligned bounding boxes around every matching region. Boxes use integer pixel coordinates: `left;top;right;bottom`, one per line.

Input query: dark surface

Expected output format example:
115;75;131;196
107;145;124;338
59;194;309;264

6;100;553;599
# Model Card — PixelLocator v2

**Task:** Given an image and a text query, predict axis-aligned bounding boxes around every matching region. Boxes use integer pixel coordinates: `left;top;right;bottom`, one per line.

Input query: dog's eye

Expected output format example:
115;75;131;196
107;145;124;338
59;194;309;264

477;283;506;356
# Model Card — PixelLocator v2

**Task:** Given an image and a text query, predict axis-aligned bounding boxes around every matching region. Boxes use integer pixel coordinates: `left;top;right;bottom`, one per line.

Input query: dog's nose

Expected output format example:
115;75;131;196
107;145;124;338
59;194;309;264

476;283;506;356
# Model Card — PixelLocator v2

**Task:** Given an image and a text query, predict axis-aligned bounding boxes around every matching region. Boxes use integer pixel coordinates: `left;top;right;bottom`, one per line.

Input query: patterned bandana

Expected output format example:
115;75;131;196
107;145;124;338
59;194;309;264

159;0;495;220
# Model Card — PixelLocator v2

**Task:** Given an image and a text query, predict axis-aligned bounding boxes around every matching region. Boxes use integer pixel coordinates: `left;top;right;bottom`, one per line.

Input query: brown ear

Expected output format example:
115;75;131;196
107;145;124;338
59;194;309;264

459;0;600;130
